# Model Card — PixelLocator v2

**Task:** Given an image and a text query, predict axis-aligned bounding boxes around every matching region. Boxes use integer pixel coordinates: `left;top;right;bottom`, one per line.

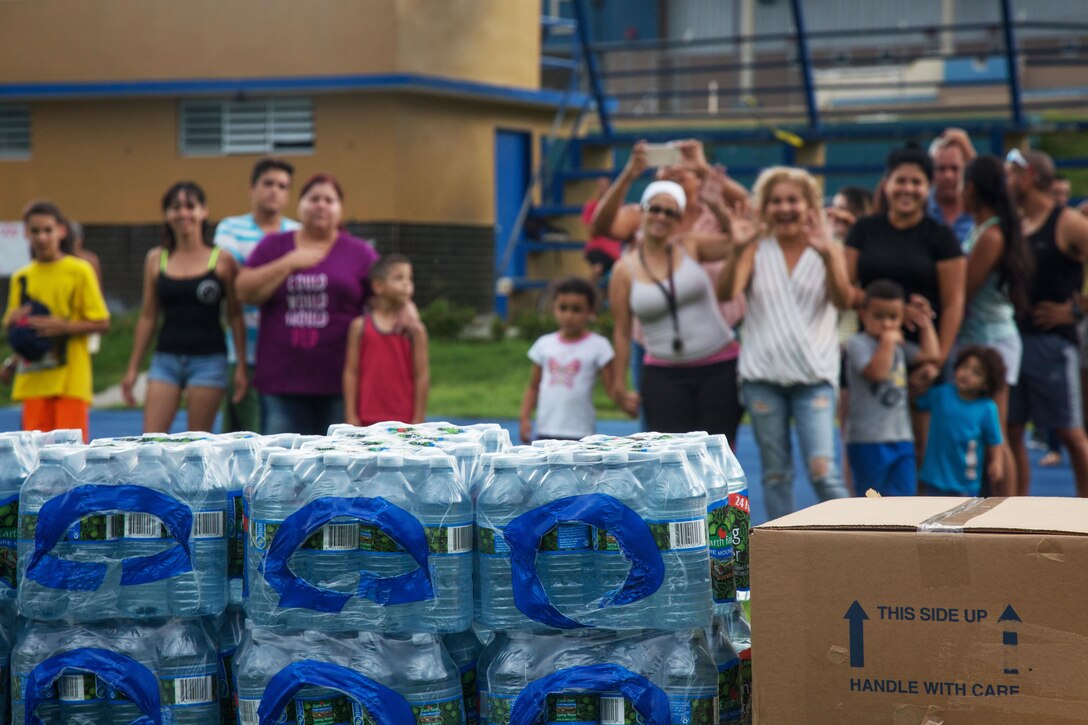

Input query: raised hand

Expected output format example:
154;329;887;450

621;141;650;182
804;208;834;256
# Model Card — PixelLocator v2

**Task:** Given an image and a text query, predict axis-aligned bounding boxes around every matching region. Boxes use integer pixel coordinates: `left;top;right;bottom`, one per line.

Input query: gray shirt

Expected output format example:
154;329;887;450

844;333;918;444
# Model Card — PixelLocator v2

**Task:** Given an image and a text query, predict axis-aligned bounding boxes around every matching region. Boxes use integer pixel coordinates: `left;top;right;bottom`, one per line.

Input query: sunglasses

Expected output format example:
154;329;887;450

643;204;682;220
1006;148;1030;169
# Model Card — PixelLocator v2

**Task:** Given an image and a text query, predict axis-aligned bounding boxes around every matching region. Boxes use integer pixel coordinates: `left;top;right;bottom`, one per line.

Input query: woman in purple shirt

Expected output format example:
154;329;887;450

236;173;379;434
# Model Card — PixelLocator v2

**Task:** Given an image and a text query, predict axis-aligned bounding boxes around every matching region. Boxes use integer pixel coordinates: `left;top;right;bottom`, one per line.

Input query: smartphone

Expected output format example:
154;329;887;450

643;143;683;168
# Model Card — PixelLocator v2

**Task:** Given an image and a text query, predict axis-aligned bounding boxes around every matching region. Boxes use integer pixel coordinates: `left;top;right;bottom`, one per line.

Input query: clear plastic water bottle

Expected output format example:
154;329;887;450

170;444;228;616
217;608;246;725
109;620;152;725
11;619;57;723
516;451;548;491
590;450;644;629
118;444;175;618
443;630;483;725
675;440;735;612
157;617;219;725
707;616;742;725
718;443;750;605
532;450;590;622
393;633;466;722
647;450;711;630
228;440;259;605
18;447;77;620
359;452;416;632
483;631;537;725
661;630;719;725
66;447;123;617
476;631;508;725
0;437;27;599
449;442;484;500
472;453;497;617
245;450;304;628
413;455;473;632
296;452;359;600
232;623;278;725
723;603;752;724
476;455;533;630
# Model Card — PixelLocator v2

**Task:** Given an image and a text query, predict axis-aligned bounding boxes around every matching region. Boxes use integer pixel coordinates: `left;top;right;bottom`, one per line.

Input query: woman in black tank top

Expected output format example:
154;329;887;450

121;182;247;433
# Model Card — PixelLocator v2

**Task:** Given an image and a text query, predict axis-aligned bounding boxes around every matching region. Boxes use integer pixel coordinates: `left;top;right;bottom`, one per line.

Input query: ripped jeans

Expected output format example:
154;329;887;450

742;380;849;521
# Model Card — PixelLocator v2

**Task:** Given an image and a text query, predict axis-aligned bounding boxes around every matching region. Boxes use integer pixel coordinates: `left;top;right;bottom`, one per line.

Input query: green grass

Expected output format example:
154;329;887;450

426;338;628;422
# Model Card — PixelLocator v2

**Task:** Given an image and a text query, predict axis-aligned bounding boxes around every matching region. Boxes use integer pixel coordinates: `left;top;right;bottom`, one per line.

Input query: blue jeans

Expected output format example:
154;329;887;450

261;393;344;436
743;381;849;520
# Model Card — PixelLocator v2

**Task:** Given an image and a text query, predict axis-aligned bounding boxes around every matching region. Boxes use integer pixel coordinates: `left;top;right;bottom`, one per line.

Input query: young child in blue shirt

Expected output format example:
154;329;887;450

916;346;1005;496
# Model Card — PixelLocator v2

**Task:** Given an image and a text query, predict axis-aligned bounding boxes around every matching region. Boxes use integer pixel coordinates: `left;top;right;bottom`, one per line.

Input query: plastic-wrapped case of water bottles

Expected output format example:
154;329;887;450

17;434;246;621
238;422;506;634
232;625;467;725
0;422;754;724
476;432;750;632
11;617;222;724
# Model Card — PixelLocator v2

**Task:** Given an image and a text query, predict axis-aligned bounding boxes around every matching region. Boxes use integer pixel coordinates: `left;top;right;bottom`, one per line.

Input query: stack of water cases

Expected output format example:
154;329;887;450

240;422;508;725
2;422;751;725
476;431;753;725
10;430;243;725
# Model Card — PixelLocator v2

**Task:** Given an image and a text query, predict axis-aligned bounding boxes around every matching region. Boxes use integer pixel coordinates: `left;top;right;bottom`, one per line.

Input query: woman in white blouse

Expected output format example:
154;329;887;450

718;167;855;519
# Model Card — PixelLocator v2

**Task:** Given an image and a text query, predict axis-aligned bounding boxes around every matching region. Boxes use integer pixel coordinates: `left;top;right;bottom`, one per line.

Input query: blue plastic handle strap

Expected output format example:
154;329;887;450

510;664;671;725
261;496;434;613
25;484;194;592
503;493;664;629
23;647;162;725
258;659;414;725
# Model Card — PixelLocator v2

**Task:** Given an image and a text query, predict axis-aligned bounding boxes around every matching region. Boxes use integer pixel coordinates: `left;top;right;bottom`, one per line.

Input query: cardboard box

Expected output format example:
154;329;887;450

751;497;1088;724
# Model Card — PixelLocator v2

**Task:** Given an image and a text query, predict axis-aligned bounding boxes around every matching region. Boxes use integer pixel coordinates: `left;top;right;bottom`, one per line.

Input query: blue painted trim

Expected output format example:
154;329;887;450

572;0;612;136
1000;0;1025;128
0;72;591;108
789;0;820;129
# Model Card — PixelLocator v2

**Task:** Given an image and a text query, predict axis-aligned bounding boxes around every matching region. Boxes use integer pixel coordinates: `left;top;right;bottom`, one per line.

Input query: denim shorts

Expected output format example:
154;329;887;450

148;352;228;390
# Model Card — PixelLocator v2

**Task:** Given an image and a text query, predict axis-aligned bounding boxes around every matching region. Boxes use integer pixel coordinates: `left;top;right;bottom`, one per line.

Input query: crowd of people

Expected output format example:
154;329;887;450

4;159;429;443
560;133;1088;515
5;134;1088;515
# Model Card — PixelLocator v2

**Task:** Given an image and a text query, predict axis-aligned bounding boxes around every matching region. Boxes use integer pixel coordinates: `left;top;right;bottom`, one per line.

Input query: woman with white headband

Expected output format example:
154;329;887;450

597;140;749;439
607;175;740;434
718;166;854;519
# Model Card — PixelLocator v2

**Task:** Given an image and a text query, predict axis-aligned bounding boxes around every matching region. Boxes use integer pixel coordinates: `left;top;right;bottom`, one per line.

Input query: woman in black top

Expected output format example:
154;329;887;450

122;182;246;433
846;145;966;463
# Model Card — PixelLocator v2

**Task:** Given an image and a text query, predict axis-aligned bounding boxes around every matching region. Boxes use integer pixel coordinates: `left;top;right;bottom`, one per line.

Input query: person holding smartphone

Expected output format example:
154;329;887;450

594;140;749;444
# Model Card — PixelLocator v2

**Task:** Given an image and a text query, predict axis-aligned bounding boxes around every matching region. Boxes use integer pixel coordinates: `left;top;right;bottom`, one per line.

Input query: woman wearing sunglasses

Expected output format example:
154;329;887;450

608;179;739;434
718;167;854;519
598;140;747;440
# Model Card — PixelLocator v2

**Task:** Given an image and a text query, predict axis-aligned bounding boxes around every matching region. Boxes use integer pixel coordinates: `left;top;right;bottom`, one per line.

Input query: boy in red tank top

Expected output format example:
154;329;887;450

343;254;430;425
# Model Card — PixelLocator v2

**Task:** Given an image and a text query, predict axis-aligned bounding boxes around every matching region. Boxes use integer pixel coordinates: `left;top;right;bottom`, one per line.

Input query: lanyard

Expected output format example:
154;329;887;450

639;244;684;354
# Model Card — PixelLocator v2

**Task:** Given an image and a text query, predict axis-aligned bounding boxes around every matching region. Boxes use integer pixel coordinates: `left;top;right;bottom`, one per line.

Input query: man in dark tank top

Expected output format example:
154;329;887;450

1005;148;1088;497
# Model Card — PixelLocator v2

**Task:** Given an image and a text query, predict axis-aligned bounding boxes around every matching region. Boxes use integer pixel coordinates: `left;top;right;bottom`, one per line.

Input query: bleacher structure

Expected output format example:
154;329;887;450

495;0;1088;314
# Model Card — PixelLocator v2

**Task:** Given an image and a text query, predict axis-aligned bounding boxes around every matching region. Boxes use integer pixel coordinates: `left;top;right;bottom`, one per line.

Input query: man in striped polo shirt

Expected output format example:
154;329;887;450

213;158;301;432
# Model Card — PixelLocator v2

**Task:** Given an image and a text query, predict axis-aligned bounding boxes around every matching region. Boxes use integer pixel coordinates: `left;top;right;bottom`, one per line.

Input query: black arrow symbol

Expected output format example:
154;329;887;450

844;600;869;668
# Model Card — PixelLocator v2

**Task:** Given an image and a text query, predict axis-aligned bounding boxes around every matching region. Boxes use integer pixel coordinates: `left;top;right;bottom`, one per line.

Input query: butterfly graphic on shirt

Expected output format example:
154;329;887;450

547;358;581;388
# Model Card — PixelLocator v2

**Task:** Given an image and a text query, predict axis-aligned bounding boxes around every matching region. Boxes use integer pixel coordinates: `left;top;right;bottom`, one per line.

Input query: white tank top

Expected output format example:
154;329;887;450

629;251;732;363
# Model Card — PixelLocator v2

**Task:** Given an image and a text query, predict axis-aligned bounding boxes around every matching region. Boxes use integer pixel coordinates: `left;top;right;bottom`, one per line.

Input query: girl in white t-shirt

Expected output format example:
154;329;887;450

519;277;615;442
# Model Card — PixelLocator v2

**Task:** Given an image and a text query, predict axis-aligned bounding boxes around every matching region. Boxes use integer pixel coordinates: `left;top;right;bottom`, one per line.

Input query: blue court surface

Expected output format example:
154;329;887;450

1;408;1076;527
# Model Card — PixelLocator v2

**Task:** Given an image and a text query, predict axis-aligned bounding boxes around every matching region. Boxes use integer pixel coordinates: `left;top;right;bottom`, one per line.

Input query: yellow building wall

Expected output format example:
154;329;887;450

0;93;563;226
0;0;537;90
